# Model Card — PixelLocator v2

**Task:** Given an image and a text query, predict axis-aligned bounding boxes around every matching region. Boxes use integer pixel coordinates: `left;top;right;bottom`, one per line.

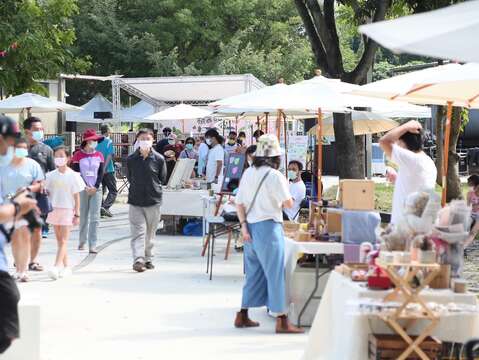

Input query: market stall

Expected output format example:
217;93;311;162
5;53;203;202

301;270;479;360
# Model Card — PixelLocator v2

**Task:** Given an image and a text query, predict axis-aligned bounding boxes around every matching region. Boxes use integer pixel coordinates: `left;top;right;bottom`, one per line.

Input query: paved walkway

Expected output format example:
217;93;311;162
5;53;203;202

11;204;308;360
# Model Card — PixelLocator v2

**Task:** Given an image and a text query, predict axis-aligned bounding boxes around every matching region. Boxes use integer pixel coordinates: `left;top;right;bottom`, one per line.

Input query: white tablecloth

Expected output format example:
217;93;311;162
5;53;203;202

302;271;479;360
161;189;209;217
284;238;344;322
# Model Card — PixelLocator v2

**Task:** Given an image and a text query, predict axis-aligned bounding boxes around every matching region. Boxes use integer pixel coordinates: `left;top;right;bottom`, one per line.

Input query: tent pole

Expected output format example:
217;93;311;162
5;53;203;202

283;111;288;172
265;113;269;133
235;116;238;132
276;109;281;139
441;101;453;206
317;108;323;201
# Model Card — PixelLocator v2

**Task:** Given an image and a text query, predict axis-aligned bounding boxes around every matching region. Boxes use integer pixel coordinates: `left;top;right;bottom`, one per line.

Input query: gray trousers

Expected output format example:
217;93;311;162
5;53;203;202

129;204;161;263
79;189;102;249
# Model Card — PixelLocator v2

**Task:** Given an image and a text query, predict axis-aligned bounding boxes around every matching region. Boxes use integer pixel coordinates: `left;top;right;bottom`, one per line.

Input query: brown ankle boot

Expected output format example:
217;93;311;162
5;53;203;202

275;316;304;334
234;312;260;328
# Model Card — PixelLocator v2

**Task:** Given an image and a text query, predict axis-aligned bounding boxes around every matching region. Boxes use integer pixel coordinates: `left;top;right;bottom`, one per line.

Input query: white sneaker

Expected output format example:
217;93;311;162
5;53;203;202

48;267;60;280
60;267;72;278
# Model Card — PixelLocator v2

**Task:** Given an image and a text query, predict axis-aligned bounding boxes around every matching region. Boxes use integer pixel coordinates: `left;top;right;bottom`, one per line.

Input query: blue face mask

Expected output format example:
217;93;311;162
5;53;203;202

185;143;194;151
32;130;44;142
288;170;298;181
15;148;29;158
0;146;14;167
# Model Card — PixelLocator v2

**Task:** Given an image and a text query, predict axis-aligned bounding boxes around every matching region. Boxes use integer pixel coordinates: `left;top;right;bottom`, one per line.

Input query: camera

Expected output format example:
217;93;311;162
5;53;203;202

8;189;44;232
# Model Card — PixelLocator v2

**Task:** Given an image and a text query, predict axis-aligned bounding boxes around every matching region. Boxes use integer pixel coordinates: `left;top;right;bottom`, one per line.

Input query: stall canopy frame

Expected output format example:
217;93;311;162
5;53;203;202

112;74;265;123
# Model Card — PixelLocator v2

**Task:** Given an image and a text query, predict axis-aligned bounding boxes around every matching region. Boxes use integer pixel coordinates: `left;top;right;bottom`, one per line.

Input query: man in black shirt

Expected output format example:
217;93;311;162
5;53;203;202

154;127;172;154
127;128;167;272
24;116;55;271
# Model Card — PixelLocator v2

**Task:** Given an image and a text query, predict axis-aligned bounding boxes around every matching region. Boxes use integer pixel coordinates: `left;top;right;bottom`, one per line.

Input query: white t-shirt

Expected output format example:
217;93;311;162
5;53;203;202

235;166;291;223
391;144;437;224
45;168;85;209
206;144;224;183
284;180;306;220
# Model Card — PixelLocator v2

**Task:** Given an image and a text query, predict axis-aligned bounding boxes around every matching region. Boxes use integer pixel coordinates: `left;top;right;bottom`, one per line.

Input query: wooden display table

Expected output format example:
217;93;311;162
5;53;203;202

375;259;441;360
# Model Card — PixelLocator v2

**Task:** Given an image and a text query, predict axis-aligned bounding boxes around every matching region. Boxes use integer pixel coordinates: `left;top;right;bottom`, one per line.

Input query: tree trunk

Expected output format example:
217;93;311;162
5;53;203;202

434;105;444;185
446;107;463;201
333;112;362;179
355;135;365;178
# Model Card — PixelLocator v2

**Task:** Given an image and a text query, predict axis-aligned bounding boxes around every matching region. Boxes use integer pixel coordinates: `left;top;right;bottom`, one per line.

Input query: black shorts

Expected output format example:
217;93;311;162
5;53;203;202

0;271;20;341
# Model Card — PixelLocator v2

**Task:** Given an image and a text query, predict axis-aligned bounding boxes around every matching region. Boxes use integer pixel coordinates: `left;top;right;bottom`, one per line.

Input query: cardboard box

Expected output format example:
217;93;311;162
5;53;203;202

339;179;375;210
326;210;342;234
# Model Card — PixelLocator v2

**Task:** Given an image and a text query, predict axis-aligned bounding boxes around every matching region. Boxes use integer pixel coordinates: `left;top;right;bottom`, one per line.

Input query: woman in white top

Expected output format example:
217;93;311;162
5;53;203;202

234;134;303;334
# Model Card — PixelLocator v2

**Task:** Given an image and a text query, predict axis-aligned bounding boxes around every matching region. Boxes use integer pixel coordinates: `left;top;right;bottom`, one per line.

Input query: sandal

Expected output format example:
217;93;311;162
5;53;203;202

29;262;44;272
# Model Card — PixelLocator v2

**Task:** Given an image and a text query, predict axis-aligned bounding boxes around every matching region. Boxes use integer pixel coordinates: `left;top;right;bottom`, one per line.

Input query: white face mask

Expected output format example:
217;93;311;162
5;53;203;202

139;140;153;151
54;157;68;167
89;141;98;150
168;139;175;145
205;138;212;146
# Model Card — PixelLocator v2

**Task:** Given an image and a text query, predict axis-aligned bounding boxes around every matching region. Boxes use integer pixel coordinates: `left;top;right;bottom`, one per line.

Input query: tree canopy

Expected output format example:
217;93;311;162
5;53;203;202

0;0;89;95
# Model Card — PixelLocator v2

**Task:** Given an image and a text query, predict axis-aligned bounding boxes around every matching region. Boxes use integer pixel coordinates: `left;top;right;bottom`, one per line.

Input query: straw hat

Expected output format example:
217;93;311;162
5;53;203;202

255;134;282;157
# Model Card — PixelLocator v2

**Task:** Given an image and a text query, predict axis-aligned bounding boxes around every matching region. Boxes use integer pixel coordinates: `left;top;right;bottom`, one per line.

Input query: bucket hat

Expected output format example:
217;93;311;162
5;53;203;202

255;134;282;157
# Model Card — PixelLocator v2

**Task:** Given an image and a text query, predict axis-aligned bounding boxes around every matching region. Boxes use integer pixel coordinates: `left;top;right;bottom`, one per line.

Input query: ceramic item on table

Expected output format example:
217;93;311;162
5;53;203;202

452;278;467;293
418;249;436;264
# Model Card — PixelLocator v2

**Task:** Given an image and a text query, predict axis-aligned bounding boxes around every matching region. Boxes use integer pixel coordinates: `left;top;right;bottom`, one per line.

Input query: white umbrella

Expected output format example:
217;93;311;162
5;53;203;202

290;73;432;118
359;0;479;63
307;111;399;137
66;94;113;123
0;93;82;114
351;63;479;204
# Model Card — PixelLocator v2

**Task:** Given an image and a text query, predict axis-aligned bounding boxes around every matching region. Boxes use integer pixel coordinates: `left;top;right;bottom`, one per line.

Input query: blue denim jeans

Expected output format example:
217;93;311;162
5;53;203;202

79;188;102;249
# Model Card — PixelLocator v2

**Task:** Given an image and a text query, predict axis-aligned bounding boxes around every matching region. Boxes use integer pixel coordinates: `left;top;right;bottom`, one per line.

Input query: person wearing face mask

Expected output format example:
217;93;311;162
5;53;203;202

379;120;436;224
283;160;306;221
127;128;167;272
237;131;247;146
245;145;257;169
204;129;225;184
154;127;172;155
96;125;117;218
225;131;238;154
71;129;105;254
179;137;198;160
0;115;40;355
253;129;264;143
24;116;55;269
162;133;184;158
45;146;84;280
1;137;44;282
234;134;303;334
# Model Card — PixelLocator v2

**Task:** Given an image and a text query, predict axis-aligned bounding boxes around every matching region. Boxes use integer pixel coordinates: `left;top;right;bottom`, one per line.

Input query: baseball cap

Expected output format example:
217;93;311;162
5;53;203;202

0;115;20;138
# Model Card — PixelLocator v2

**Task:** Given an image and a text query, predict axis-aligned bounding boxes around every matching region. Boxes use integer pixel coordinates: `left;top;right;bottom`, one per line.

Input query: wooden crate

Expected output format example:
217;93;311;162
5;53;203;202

339;179;375;210
368;334;442;360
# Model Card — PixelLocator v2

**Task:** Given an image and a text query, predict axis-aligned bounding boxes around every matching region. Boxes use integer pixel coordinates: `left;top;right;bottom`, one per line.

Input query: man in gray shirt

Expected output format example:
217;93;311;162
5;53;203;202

24;116;55;272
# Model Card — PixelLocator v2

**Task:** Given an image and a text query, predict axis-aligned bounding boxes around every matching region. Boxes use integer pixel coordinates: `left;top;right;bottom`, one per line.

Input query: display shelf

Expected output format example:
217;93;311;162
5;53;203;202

373;260;441;360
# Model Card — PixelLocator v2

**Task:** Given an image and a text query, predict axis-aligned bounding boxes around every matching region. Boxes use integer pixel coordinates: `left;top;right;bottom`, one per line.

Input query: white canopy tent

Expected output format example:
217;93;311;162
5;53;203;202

0;93;82;114
66;94;113;123
112;74;265;122
359;0;479;64
121;100;160;123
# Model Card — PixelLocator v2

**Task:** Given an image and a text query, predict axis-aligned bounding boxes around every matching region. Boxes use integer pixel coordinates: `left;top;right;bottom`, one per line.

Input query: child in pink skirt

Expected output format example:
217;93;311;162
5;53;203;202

45;146;85;280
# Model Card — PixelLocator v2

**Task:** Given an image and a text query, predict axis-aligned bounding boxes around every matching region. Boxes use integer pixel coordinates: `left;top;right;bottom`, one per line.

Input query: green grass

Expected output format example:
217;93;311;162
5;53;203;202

323;183;470;213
